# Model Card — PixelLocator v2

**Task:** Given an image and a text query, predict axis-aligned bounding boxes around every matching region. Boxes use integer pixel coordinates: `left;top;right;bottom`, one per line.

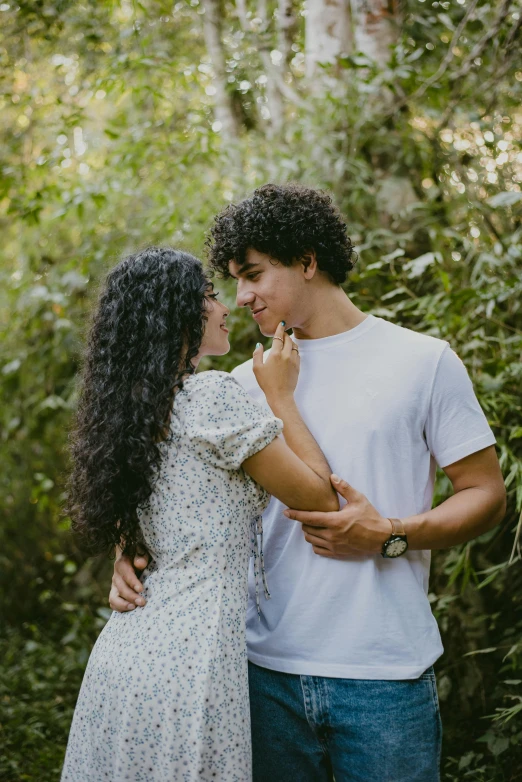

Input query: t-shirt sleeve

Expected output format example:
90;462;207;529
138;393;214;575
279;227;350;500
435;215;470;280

186;373;283;471
425;345;496;468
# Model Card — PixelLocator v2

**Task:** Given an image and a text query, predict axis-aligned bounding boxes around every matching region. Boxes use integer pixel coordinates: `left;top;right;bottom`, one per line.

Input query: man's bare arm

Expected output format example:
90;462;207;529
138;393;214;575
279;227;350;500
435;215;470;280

403;446;506;549
283;447;506;557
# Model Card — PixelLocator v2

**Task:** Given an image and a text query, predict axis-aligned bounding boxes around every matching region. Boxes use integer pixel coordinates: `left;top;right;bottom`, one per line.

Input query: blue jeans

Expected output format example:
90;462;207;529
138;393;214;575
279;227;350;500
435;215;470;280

248;661;442;782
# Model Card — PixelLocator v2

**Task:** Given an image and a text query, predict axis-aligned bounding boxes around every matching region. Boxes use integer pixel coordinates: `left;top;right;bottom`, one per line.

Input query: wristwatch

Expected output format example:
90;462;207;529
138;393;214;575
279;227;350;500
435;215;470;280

381;518;408;558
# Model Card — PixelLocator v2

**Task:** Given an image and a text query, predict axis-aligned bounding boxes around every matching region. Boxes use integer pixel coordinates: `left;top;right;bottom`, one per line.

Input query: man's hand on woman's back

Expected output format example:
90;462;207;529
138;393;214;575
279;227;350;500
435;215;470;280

109;551;149;611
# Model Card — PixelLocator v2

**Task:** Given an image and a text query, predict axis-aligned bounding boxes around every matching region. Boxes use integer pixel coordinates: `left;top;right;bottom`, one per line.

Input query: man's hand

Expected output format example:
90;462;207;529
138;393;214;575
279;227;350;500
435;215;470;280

284;474;390;559
109;551;150;611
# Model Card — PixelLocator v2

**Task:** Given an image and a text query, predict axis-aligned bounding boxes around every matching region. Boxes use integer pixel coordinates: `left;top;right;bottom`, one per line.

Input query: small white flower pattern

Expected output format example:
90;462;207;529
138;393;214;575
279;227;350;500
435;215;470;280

61;371;282;782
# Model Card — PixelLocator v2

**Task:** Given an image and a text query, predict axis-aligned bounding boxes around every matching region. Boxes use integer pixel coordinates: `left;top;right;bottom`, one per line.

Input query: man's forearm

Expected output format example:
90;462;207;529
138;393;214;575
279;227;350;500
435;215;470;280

403;487;506;550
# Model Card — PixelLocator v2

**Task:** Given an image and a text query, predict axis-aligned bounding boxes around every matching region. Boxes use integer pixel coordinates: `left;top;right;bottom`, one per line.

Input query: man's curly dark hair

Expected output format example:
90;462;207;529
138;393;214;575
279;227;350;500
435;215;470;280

67;247;210;558
206;183;356;284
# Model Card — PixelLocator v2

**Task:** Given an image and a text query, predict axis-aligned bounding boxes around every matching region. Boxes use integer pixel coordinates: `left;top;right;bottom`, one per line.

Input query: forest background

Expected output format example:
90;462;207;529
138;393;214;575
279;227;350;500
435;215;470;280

0;0;521;779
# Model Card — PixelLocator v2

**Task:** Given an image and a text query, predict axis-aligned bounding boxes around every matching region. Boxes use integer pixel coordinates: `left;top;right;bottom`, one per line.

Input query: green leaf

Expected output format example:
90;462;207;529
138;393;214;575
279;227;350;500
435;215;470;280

463;647;497;656
404;252;442;277
381;249;405;262
487;192;522;209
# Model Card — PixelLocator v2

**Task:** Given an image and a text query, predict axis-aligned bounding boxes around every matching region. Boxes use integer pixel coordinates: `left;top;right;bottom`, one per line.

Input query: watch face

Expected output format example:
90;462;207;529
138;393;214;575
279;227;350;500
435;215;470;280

385;537;408;558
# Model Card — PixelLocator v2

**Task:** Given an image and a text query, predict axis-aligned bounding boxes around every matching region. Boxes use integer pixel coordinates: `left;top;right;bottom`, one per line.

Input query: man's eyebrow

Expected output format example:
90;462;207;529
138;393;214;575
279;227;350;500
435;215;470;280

228;261;260;279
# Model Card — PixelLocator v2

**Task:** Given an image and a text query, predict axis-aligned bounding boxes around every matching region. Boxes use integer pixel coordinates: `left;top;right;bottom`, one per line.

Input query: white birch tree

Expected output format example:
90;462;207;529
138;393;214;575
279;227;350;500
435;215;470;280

305;0;354;77
200;0;240;141
351;0;399;66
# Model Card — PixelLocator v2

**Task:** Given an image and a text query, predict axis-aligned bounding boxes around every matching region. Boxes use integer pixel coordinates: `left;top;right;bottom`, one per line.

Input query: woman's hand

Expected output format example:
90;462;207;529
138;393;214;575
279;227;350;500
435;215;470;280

253;321;300;404
109;550;149;611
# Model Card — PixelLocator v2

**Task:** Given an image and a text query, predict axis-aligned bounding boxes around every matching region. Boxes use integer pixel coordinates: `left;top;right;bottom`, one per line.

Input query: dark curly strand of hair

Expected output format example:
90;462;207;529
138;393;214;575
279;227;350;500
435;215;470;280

67;247;210;558
206;183;356;284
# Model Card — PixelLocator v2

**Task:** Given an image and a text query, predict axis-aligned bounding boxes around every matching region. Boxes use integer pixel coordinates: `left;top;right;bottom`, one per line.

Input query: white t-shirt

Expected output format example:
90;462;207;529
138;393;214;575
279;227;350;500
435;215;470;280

231;315;496;680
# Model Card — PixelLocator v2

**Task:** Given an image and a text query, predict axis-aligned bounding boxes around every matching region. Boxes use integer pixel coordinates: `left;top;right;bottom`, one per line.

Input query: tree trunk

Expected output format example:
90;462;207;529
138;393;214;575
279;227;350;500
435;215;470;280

350;0;399;66
235;0;248;29
304;0;399;76
201;0;240;141
235;0;287;136
259;49;286;136
305;0;354;77
277;0;297;65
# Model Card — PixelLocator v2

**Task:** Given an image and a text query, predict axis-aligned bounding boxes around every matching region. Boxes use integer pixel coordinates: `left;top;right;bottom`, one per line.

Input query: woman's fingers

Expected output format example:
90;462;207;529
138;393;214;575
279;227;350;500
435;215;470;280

133;554;149;571
115;554;144;593
111;572;146;606
109;584;136;612
252;341;264;369
282;330;294;358
271;321;286;352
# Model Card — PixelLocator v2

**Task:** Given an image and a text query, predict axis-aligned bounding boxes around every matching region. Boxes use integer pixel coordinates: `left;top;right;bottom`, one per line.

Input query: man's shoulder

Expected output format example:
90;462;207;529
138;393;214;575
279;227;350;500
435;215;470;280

230;357;254;383
375;317;448;361
230;356;263;398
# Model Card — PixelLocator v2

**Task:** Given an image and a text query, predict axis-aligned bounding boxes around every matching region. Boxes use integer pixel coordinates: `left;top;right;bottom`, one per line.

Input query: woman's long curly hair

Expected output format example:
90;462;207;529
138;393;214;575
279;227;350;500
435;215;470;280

67;247;210;558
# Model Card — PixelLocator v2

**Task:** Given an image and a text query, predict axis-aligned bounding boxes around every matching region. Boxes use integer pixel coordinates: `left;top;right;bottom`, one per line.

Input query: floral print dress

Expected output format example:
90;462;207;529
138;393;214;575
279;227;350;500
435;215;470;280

61;371;283;782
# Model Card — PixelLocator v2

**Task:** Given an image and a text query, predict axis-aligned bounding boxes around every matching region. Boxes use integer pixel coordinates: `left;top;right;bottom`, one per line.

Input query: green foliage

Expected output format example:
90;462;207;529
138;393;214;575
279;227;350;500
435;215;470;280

0;0;521;778
0;600;111;781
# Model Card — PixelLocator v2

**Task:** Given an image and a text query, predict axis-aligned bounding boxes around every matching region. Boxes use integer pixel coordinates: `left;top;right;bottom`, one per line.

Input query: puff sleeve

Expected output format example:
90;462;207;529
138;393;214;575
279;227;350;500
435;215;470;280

185;372;283;471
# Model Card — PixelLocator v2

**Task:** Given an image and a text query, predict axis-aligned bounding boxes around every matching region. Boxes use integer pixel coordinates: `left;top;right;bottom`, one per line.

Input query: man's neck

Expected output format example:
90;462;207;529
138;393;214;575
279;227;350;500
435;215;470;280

292;288;367;341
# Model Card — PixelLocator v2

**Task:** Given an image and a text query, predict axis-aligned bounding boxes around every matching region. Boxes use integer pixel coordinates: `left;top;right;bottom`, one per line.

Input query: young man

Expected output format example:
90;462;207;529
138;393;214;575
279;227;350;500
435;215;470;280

111;184;506;781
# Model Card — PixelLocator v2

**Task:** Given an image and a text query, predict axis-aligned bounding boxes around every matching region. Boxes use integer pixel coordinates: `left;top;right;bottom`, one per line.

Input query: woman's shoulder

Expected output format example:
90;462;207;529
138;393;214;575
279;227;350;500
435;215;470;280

184;370;236;390
182;370;244;403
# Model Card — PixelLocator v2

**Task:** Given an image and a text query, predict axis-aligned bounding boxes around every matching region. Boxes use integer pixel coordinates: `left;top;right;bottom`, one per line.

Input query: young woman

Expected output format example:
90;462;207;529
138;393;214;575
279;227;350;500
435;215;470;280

61;247;338;782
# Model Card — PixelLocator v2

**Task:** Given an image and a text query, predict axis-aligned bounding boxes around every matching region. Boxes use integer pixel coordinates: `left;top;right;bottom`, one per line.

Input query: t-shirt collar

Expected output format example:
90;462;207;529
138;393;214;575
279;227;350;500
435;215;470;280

292;314;377;352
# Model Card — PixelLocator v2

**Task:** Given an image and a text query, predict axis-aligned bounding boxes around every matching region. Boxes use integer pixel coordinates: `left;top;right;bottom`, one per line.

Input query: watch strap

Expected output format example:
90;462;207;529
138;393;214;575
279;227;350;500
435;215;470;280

388;517;406;537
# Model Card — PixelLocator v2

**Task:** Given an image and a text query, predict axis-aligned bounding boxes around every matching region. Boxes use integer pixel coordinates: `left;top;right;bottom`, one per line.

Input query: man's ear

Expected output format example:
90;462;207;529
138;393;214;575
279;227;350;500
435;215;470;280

300;250;318;279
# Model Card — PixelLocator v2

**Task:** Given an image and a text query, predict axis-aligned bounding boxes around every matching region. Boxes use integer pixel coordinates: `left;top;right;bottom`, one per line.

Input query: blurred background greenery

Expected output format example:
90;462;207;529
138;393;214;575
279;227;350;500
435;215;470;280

0;0;521;779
